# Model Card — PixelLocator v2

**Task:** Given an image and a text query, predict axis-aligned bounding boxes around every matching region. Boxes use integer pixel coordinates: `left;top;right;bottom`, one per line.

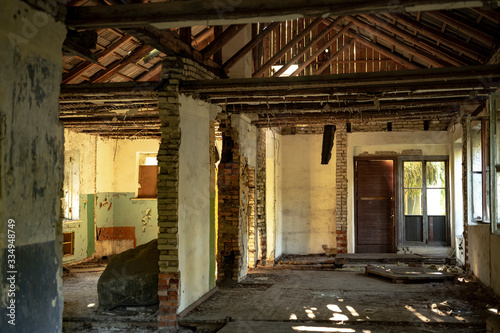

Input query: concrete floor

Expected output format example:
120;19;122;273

62;264;499;332
182;267;499;332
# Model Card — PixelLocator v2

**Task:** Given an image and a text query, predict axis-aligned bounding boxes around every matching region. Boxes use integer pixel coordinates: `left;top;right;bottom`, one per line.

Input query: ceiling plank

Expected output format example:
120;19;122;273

66;0;499;29
135;62;162;82
273;18;344;77
347;15;450;67
202;24;247;60
289;22;354;76
62;34;134;84
348;31;420;69
192;27;214;47
253;17;324;77
390;13;486;62
313;39;355;74
89;45;154;83
426;11;496;46
223;22;280;72
470;8;500;24
363;14;465;66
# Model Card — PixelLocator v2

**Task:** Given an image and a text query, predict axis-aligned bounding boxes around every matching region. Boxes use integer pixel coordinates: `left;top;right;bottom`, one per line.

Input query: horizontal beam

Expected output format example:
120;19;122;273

66;0;500;30
60;82;161;96
180;64;500;93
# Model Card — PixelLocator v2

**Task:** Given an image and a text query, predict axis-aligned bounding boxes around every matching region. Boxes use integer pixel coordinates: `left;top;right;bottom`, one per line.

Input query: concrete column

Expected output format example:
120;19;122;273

0;0;66;331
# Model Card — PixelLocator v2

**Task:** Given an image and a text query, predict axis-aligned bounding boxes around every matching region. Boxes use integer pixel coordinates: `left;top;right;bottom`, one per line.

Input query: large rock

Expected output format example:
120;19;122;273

98;239;159;310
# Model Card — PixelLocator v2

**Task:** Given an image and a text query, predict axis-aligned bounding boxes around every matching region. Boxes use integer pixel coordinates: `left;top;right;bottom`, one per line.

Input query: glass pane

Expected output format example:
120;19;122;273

405;216;423;242
427;189;446;215
405;189;422;215
404;162;422;188
428;216;446;242
471;121;482;172
426;162;445;188
472;173;483;220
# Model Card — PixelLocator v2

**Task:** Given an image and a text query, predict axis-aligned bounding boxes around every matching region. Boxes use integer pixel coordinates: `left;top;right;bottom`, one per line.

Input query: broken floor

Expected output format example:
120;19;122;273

63;262;499;332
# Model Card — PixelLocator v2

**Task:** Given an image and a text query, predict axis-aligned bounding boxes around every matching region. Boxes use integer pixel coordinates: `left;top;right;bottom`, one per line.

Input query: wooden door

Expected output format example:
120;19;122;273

355;159;395;253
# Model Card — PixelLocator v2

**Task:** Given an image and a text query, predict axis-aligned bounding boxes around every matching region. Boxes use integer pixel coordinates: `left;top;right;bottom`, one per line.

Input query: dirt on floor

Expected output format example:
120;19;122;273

62;260;499;333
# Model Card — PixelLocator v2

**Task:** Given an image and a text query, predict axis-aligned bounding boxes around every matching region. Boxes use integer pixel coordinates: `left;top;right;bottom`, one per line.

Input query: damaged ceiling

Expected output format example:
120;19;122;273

60;0;500;137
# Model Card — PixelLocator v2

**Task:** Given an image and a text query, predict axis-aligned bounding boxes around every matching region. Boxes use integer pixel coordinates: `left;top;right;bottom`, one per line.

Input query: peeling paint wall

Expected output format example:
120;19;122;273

468;227;500;296
281;135;336;254
178;94;216;312
0;0;66;331
63;130;160;261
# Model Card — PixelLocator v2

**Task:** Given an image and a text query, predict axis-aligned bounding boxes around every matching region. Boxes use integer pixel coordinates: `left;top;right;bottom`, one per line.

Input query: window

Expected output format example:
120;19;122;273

400;158;449;245
63;232;74;256
489;93;500;234
137;153;158;198
468;117;490;223
62;150;80;220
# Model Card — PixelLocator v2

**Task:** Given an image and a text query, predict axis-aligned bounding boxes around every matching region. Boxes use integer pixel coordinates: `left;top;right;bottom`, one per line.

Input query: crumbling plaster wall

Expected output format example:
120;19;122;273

347;131;454;254
468;227;500;296
63;130;160;260
0;0;66;331
281;134;336;254
177;94;217;312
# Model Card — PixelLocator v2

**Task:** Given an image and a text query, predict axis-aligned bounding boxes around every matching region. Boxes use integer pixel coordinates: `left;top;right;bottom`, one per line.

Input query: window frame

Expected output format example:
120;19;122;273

489;92;500;235
398;156;450;246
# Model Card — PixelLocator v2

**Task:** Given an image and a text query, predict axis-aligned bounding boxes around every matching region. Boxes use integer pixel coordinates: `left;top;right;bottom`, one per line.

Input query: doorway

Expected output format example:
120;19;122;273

354;158;396;253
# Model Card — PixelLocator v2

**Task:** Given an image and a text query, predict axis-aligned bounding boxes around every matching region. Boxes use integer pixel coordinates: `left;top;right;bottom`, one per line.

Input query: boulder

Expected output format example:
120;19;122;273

98;239;159;310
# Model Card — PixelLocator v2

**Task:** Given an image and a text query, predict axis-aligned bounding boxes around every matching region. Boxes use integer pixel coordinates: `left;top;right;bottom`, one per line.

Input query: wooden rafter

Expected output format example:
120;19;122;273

347;16;450;67
90;45;154;83
289;22;354;76
363;14;466;66
274;18;344;77
136;62;162;82
389;13;486;62
125;26;225;77
347;31;419;69
313;39;355;75
202;24;247;60
223;22;280;71
426;11;495;46
252;17;324;77
62;34;134;84
192;27;214;47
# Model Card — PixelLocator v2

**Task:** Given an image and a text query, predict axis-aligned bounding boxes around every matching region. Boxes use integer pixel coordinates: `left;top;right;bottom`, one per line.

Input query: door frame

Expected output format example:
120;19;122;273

397;155;450;247
354;156;398;253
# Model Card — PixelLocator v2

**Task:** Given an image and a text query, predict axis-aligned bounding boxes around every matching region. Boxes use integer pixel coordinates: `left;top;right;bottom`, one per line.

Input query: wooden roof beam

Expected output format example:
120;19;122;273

347;15;451;67
223;22;279;72
252;17;324;77
125;26;225;77
89;45;154;83
426;11;495;46
389;13;487;62
363;14;466;66
348;31;420;69
274;18;345;77
290;22;354;76
313;39;355;75
202;24;247;60
66;0;500;30
192;27;214;47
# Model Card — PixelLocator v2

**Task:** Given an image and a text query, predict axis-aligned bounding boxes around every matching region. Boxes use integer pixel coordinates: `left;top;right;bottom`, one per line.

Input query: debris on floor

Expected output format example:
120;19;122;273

365;264;456;283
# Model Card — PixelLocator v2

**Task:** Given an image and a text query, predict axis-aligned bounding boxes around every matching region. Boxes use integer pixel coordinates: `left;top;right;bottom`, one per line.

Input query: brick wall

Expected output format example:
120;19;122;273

157;56;220;330
256;128;267;265
217;119;242;282
335;128;348;253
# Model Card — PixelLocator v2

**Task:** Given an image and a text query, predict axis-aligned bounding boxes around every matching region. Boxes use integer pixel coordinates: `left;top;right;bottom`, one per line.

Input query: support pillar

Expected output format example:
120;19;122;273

256;128;267;265
335;128;348;253
157;57;183;331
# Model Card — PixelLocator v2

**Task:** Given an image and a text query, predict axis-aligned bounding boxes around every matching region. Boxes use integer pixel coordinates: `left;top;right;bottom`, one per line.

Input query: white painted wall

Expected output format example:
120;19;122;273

114;139;160;193
281;134;336;254
178;94;217;312
347;131;453;253
265;129;282;261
